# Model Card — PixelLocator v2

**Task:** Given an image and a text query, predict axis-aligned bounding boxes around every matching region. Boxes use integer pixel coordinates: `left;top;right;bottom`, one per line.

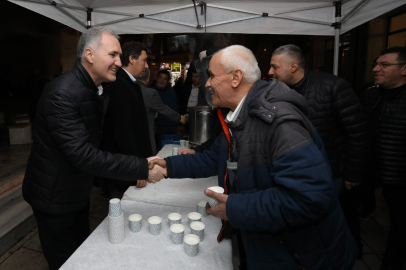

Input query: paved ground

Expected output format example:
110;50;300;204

0;186;108;270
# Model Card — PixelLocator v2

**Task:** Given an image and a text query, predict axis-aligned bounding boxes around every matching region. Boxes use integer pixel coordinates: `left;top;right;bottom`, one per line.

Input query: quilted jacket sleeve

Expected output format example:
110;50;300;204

332;78;369;183
45;88;148;181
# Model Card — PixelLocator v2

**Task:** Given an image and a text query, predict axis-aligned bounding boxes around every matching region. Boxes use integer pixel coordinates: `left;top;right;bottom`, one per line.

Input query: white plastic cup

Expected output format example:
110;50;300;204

168;213;182;226
108;214;124;244
170;224;185;245
172;147;179;156
148;216;162;236
190;221;205;241
183;234;200;257
188;212;202;225
196;200;207;216
206;186;225;207
129;214;142;233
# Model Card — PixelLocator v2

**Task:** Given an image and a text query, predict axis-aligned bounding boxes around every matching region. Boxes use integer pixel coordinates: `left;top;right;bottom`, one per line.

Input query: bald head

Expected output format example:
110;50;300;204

205;45;259;111
218;45;261;83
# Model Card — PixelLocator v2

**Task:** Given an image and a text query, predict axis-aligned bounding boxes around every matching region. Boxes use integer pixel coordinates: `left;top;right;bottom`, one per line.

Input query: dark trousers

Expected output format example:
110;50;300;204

32;202;90;270
360;172;377;214
381;186;406;269
339;186;362;250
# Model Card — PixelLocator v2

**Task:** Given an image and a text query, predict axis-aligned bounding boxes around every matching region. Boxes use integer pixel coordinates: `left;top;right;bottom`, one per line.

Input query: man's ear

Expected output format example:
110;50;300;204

401;64;406;76
231;69;243;88
84;48;94;64
290;62;299;73
129;55;138;65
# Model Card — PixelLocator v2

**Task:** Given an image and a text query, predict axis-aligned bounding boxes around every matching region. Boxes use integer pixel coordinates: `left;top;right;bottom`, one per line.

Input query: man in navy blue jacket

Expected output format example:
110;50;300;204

149;45;357;269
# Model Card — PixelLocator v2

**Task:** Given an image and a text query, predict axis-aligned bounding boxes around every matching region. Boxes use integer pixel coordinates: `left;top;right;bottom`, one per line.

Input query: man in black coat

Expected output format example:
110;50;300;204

360;47;406;270
269;44;369;258
100;41;152;199
22;28;166;270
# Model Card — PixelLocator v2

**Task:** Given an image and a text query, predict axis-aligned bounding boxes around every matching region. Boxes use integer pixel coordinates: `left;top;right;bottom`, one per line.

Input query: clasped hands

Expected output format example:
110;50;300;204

180;114;189;125
147;156;167;183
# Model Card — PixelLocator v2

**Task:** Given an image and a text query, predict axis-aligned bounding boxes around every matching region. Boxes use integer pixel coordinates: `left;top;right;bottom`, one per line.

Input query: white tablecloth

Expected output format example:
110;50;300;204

60;144;233;270
60;201;232;270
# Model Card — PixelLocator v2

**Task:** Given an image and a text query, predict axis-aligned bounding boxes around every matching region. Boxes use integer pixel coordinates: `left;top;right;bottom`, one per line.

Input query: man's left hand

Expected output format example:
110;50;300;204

344;181;360;190
137;180;147;188
205;189;229;220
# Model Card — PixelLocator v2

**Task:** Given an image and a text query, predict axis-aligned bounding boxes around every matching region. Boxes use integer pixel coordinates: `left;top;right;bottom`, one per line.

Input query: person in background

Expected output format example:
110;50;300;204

269;44;369;259
22;27;166;270
180;70;208;114
150;45;357;270
152;70;180;151
99;41;152;199
359;47;406;270
173;76;184;102
136;68;188;155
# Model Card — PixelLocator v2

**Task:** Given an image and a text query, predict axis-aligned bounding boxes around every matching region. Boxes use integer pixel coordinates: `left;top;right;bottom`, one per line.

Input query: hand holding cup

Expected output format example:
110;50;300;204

205;188;229;220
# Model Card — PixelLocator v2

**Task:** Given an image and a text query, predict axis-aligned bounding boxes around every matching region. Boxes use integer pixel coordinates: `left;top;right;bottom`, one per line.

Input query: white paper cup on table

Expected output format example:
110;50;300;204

185;141;190;148
197;200;207;216
180;140;186;147
190;221;205;241
172;147;179;156
170;224;185;245
188;212;202;225
108;214;124;244
183;234;200;257
206;186;224;207
129;214;142;233
148;216;162;236
108;198;123;218
168;213;182;226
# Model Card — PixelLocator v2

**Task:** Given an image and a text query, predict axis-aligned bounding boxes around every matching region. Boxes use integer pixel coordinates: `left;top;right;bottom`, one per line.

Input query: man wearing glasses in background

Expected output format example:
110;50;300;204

360;47;406;270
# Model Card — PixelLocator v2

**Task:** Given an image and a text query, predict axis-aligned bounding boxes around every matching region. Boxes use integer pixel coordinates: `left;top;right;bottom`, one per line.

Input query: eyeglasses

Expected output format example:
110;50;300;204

371;62;406;68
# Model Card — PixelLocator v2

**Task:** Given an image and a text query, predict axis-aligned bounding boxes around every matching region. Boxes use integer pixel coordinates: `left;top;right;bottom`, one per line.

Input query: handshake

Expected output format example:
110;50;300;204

147;156;168;183
180;114;189;125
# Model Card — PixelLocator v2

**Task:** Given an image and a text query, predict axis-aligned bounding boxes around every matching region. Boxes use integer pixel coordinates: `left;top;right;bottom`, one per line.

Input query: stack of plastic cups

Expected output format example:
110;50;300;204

108;198;125;244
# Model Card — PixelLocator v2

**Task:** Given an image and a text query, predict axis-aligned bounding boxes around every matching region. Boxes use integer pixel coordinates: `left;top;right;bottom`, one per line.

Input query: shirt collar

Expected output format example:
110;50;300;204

122;67;136;82
226;95;247;123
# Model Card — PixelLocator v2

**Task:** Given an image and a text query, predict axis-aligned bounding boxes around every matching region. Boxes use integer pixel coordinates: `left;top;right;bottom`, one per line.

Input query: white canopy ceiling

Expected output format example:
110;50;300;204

8;0;406;35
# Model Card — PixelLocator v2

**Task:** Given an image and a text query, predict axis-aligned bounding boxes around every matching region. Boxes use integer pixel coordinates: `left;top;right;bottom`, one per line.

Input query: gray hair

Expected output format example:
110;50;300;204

137;68;150;82
272;44;305;69
77;27;120;61
218;45;261;84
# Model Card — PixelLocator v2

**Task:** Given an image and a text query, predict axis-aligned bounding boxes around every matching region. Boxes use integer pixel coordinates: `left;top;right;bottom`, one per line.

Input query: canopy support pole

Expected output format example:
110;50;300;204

333;1;342;76
87;8;92;29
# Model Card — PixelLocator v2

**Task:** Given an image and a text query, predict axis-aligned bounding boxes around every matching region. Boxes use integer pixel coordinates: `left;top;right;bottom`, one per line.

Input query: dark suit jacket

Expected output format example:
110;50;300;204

100;68;153;184
137;81;180;155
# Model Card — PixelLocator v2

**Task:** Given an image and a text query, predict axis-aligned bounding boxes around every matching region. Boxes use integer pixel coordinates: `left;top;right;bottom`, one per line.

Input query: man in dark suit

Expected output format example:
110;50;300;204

136;68;187;155
100;41;152;199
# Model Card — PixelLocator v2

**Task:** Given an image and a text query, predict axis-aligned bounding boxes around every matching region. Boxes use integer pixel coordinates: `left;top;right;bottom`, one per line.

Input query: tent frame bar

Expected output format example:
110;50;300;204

341;0;368;24
15;0;87;11
93;3;195;27
206;3;331;26
274;4;332;15
45;0;86;27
